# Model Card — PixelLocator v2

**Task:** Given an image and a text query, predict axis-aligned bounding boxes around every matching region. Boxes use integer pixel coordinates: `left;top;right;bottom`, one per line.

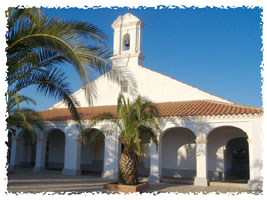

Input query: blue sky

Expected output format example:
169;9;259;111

21;7;263;111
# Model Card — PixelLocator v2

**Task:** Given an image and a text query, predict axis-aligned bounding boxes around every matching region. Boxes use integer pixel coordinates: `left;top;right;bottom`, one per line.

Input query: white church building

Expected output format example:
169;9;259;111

9;13;263;191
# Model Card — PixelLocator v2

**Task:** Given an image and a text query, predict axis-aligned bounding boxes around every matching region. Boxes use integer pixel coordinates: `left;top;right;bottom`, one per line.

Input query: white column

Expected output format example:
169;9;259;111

247;119;263;191
33;138;47;172
248;139;263;190
9;138;20;170
194;138;209;186
102;133;119;180
148;133;162;182
114;133;121;178
62;126;81;176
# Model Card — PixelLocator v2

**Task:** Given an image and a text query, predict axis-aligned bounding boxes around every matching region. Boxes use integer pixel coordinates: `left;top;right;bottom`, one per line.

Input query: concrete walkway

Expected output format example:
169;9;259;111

7;169;261;194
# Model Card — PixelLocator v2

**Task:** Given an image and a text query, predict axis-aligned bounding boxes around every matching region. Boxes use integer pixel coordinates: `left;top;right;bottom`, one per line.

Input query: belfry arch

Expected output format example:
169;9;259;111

122;33;130;51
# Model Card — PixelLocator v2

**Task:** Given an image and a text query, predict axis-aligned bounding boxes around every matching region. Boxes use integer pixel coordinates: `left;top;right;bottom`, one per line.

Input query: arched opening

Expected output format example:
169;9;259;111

80;128;105;175
207;126;249;183
122;33;130;51
161;127;196;181
16;131;36;169
225;137;249;182
45;129;65;171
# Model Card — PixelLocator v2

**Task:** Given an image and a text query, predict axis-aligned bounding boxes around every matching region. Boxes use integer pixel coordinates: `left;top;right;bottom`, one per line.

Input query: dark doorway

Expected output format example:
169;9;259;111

225;137;249;182
80;129;105;176
17;132;36;169
45;130;65;171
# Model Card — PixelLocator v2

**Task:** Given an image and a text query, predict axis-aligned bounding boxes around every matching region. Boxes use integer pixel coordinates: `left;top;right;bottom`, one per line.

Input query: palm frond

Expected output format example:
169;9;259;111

6;92;36;112
6;92;45;143
81;128;105;149
7;7;42;32
90;93;162;153
11;68;81;124
7;8;138;132
67;21;106;42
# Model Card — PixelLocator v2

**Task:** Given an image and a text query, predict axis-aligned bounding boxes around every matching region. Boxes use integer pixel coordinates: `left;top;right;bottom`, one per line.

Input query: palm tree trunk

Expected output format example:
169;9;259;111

119;150;139;185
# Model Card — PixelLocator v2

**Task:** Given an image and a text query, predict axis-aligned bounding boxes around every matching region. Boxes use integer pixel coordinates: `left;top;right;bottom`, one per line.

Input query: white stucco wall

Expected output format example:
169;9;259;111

52;65;231;109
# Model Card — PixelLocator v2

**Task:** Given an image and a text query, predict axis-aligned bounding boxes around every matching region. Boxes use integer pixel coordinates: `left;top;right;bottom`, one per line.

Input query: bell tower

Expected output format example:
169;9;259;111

111;13;145;67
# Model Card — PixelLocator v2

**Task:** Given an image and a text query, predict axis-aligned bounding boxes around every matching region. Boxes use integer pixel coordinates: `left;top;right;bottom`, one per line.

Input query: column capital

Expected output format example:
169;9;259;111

247;139;252;143
37;138;47;142
75;138;82;142
155;132;163;144
151;138;162;145
198;123;203;133
12;138;21;142
195;139;208;144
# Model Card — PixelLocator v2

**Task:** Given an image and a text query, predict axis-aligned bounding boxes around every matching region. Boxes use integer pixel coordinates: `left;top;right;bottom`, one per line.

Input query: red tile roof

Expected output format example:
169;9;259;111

39;100;263;121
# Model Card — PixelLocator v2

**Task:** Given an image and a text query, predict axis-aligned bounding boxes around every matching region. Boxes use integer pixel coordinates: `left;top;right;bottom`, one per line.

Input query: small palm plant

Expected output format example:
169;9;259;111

82;93;162;185
6;92;44;142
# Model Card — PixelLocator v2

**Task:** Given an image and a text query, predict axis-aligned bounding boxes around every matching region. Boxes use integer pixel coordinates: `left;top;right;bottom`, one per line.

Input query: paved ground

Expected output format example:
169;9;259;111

6;169;262;194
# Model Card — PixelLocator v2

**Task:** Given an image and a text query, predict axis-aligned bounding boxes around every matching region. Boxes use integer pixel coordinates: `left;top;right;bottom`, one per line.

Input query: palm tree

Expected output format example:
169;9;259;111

82;93;162;185
6;7;137;123
6;92;44;143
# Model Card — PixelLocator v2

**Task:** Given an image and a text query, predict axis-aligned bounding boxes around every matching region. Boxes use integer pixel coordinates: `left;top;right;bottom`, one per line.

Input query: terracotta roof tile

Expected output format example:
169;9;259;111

39;100;263;121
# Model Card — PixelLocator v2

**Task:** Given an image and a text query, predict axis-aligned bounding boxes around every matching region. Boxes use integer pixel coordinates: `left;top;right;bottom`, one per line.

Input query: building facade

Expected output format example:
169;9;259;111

9;13;263;190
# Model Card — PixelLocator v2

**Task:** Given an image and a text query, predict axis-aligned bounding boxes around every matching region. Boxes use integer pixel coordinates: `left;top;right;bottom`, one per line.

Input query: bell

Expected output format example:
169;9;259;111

124;39;130;47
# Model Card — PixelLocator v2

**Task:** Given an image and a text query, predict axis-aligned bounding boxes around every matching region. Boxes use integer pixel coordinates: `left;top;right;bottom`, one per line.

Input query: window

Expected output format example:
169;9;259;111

121;80;128;93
